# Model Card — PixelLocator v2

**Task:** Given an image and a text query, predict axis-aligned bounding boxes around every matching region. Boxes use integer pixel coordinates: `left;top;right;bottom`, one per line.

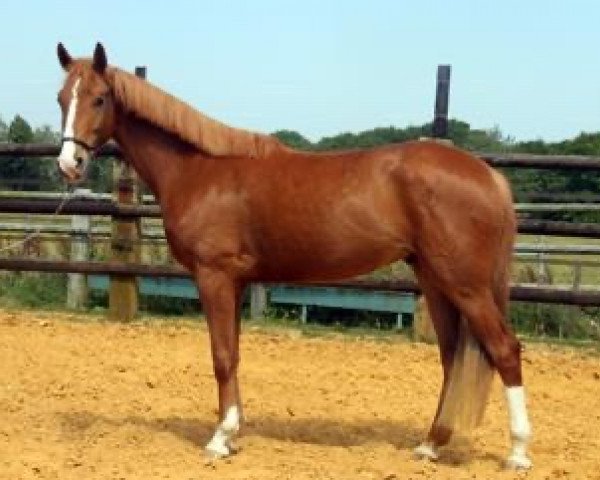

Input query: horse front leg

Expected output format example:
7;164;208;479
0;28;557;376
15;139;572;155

195;266;244;458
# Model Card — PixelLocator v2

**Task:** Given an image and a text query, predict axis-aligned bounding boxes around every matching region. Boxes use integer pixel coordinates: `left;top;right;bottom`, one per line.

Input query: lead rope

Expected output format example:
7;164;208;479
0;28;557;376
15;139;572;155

0;187;75;254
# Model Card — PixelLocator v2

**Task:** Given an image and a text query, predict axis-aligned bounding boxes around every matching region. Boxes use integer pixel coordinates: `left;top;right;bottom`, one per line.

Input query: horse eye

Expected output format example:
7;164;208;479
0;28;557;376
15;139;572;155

93;96;105;108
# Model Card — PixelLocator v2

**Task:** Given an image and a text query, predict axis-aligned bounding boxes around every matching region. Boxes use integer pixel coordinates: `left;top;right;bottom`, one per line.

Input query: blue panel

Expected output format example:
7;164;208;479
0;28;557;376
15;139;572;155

88;276;415;315
88;274;109;290
89;275;198;299
270;286;415;314
139;277;198;299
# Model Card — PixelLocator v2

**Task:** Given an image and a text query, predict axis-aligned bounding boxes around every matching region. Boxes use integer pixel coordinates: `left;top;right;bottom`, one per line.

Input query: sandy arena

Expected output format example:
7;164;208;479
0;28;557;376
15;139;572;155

1;308;599;480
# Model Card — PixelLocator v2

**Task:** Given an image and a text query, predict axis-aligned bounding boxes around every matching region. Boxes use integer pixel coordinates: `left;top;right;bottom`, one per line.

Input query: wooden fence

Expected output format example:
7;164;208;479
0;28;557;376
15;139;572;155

1;64;600;321
1;181;600;316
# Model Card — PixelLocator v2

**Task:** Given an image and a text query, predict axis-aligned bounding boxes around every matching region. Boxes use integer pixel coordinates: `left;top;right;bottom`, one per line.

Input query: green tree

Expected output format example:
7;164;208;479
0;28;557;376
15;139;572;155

0;116;8;141
33;124;60;144
272;129;313;150
8;115;34;143
4;115;51;190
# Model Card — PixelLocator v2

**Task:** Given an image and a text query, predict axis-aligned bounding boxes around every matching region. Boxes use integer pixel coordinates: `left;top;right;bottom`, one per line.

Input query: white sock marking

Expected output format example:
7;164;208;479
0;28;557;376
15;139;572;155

505;386;532;468
58;77;81;172
205;405;240;457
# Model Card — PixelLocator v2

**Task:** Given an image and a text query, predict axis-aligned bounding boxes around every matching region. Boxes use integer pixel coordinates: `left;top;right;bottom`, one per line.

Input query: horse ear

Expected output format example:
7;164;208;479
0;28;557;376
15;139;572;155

57;42;72;71
92;42;107;74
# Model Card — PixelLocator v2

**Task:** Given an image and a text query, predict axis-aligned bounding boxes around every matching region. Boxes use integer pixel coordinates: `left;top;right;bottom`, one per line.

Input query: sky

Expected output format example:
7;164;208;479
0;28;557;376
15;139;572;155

1;1;599;142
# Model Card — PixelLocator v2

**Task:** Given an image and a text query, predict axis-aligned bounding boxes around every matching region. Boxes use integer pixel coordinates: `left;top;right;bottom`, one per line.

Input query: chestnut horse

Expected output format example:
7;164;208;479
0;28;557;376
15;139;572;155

55;43;532;469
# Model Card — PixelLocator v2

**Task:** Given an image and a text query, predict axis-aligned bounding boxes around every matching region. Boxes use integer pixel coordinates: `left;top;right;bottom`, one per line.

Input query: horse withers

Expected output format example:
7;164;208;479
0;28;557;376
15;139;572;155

54;42;532;469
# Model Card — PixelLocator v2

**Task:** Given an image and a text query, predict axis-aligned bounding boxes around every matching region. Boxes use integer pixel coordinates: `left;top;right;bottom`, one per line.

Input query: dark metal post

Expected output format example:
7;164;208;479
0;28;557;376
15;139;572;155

432;65;451;138
135;66;147;80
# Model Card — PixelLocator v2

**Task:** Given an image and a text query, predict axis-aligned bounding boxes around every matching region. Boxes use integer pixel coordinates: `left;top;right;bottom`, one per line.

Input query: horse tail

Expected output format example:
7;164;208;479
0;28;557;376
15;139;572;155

435;170;515;434
435;320;495;433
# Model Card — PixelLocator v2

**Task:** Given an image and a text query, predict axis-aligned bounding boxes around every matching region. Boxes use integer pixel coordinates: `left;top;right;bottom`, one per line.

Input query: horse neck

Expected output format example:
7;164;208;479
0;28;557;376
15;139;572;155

112;111;200;201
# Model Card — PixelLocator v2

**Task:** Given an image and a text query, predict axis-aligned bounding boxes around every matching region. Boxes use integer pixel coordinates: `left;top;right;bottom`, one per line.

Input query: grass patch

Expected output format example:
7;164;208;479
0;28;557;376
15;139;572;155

0;272;67;308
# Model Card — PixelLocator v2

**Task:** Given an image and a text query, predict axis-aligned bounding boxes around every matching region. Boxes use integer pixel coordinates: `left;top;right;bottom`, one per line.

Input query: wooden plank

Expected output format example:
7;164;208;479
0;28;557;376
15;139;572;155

518;220;600;238
4;199;600;237
516;203;600;212
479;152;600;170
515;244;600;255
2;258;600;306
516;193;600;203
2;143;600;170
0;198;161;218
0;142;120;157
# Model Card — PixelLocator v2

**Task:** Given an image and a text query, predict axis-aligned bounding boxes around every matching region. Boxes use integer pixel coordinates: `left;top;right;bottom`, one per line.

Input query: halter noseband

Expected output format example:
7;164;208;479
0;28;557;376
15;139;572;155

61;136;97;154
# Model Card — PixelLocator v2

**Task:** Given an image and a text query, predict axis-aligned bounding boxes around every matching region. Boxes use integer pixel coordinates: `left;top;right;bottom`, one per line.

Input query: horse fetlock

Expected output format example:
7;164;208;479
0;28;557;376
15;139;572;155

221;405;241;433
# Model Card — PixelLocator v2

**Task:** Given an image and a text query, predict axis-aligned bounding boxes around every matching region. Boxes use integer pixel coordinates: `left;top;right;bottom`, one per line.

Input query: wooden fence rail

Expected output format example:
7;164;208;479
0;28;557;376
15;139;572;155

2;142;600;170
1;257;600;306
1;197;599;237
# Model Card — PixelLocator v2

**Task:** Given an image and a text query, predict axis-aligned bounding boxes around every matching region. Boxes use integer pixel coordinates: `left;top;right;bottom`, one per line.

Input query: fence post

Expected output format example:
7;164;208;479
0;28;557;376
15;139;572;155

432;65;451;139
67;188;91;309
108;66;145;321
572;262;582;290
109;161;140;320
250;284;267;319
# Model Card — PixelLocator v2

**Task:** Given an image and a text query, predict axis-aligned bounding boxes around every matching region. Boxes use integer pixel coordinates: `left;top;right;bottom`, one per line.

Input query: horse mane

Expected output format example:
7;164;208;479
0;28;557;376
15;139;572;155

103;66;278;157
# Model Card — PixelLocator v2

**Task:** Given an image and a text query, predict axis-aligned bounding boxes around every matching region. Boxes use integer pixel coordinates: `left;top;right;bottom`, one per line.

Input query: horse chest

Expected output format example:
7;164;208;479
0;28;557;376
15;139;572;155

161;202;257;276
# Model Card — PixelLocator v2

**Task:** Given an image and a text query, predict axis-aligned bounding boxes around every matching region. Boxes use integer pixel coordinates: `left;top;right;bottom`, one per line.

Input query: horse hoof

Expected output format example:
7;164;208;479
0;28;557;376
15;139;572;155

413;443;438;462
204;444;230;460
505;454;532;470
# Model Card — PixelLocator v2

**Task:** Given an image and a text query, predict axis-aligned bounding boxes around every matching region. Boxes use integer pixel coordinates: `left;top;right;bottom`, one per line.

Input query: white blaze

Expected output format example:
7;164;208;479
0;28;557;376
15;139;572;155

58;77;81;172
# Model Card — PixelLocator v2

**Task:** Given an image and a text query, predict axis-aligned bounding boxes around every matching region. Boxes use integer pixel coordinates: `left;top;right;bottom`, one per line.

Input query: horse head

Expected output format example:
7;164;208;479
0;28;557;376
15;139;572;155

56;42;115;182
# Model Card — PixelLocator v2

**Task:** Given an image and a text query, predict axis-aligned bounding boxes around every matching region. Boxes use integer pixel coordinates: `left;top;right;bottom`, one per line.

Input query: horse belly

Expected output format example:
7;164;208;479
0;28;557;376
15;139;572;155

256;221;411;281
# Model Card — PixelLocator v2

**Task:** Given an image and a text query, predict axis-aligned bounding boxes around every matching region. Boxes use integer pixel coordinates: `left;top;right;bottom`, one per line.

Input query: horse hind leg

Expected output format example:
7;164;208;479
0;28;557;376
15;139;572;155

453;287;532;469
413;275;495;462
413;280;461;461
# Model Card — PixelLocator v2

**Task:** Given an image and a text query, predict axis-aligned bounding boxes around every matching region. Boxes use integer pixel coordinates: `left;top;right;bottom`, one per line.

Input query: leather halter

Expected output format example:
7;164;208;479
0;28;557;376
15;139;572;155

61;136;97;154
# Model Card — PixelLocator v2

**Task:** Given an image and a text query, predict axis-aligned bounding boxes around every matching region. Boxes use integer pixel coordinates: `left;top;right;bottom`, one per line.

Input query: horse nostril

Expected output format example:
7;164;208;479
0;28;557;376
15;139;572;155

75;156;84;166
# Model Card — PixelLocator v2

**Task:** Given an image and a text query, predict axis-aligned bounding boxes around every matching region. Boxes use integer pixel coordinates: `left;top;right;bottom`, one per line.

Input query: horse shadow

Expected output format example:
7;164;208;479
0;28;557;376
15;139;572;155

58;410;420;448
56;410;500;466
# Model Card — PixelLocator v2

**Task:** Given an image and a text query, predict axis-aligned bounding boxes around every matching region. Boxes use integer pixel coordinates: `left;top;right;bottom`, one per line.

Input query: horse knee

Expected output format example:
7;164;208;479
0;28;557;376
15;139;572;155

212;349;238;382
